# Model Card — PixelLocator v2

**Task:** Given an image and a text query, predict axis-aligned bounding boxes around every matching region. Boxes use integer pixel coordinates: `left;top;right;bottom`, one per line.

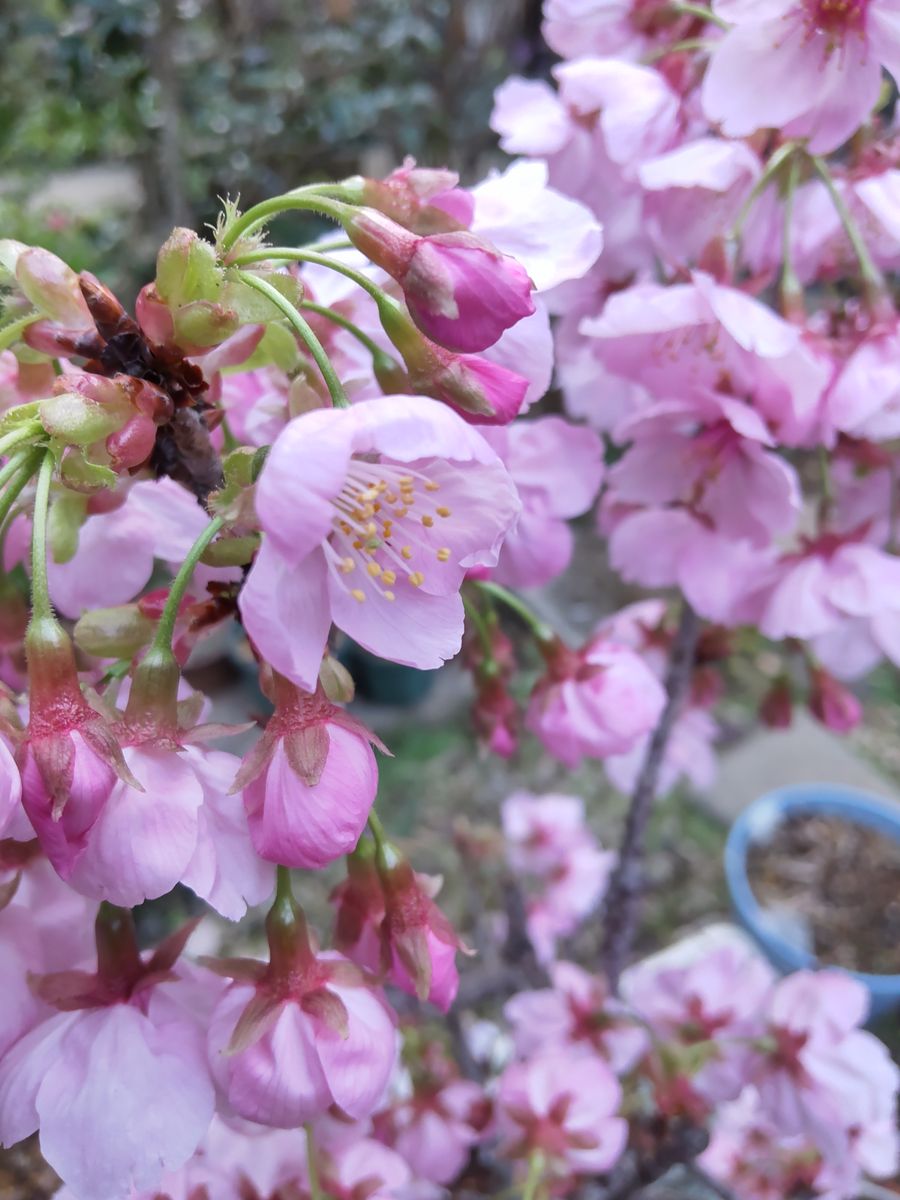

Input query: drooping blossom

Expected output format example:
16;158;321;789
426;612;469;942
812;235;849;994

702;0;900;155
240;394;520;691
233;676;384;870
526;635;667;769
497;1049;628;1177
0;912;216;1200
206;900;397;1129
505;960;647;1073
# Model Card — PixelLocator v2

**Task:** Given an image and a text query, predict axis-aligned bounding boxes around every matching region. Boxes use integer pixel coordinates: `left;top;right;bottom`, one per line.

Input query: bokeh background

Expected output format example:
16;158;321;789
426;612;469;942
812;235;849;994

1;0;549;299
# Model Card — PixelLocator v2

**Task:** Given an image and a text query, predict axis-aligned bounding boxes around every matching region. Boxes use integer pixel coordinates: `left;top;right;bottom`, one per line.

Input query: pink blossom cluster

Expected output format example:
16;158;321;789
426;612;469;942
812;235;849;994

0;0;899;1193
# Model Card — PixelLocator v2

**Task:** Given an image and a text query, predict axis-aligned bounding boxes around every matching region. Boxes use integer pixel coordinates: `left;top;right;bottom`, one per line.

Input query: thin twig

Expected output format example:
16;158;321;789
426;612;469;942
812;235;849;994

600;601;701;993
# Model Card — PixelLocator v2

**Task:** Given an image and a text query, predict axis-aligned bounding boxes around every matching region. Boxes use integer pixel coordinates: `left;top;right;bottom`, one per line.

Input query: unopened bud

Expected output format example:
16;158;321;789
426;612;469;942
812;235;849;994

74;604;155;660
156;228;222;308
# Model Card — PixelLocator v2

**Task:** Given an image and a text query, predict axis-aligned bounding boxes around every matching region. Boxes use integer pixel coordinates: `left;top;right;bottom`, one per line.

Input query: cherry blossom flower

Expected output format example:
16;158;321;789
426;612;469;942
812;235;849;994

240;394;520;691
234;678;384;870
497;1049;628;1177
702;0;900;155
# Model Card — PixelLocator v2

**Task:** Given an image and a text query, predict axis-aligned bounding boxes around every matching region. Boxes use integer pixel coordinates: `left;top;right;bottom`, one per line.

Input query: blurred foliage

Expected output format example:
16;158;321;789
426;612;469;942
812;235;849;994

0;0;541;294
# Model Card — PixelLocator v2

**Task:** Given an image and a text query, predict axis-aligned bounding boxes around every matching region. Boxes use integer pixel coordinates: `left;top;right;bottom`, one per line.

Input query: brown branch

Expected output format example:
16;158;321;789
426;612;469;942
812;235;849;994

600;600;701;993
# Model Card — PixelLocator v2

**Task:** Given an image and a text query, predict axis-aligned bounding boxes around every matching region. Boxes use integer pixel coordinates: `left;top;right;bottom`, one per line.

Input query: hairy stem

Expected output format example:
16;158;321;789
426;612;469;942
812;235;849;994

29;452;56;624
151;514;225;654
600;600;701;992
232;270;348;409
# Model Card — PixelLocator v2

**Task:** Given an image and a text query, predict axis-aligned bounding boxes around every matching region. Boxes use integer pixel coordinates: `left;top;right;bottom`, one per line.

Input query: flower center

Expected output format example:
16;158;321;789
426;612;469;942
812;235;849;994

325;458;454;603
803;0;868;38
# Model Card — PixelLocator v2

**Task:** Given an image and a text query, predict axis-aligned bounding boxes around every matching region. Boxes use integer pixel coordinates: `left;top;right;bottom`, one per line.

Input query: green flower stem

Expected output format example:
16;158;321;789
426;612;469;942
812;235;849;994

305;1124;325;1200
232;270;349;409
462;591;496;665
644;36;715;62
0;446;32;492
780;153;803;313
151;513;225;655
220;186;350;254
521;1150;545;1200
475;580;554;644
233;247;390;310
731;140;798;239
29;452;56;624
0;448;42;537
0;419;44;459
275;864;294;907
0;314;39;353
298;300;385;358
367;808;397;872
811;154;887;302
668;1;729;27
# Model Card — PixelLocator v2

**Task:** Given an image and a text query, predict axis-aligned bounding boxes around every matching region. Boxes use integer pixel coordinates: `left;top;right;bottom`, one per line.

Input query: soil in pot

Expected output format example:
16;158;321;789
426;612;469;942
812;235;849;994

746;811;900;975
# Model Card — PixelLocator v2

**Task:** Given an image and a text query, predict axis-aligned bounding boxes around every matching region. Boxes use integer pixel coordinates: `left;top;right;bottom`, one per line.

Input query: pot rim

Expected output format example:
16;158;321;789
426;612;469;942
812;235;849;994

724;783;900;988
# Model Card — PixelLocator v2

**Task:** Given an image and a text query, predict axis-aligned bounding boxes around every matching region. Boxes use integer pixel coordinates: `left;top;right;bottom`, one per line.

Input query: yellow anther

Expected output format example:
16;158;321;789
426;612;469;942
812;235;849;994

394;507;409;518
339;557;356;573
421;515;434;527
436;548;451;562
366;522;377;535
352;539;363;550
385;491;398;503
425;481;440;492
382;570;397;585
383;590;396;601
401;546;413;560
351;589;366;602
436;506;452;518
398;475;414;486
408;571;425;587
366;562;382;578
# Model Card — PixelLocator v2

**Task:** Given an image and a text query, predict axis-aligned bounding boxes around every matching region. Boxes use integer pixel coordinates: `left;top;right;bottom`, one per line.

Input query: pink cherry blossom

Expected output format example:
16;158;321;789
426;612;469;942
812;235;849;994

581;274;832;446
501;792;616;961
606;394;802;547
0;920;216;1200
207;953;397;1128
638;138;760;267
749;970;899;1169
497;1048;627;1176
480;415;605;588
218;364;290;447
379;860;462;1011
702;0;900;155
624;943;775;1105
240;394;520;691
526;637;667;768
505;961;647;1073
46;476;220;620
236;679;382;870
384;1076;488;1185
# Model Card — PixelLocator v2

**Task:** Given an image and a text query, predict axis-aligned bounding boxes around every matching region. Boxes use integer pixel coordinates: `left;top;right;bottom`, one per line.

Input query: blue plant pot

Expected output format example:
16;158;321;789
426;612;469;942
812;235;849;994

725;784;900;1019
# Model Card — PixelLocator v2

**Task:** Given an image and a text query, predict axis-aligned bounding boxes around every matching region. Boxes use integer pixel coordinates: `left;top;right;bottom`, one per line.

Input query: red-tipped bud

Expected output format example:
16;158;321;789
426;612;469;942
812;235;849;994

807;666;862;733
760;676;793;729
343;207;534;354
378;300;527;424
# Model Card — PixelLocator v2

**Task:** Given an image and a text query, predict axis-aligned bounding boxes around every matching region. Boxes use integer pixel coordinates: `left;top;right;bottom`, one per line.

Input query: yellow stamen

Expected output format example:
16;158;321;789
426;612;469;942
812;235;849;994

401;546;413;560
408;571;425;587
382;570;397;585
339;557;356;573
436;506;452;518
366;562;382;578
351;589;366;602
437;548;451;562
421;515;434;528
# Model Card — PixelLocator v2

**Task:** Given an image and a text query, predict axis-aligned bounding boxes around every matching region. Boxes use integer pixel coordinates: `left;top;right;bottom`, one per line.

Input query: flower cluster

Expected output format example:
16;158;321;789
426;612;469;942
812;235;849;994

0;0;899;1195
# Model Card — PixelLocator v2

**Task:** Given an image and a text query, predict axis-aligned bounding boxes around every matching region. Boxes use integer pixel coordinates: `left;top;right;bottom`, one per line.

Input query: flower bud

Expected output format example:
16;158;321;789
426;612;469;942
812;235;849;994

343;207;534;353
377;300;527;423
155;227;222;309
807;666;862;733
14;246;93;329
74;604;156;660
377;857;461;1011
